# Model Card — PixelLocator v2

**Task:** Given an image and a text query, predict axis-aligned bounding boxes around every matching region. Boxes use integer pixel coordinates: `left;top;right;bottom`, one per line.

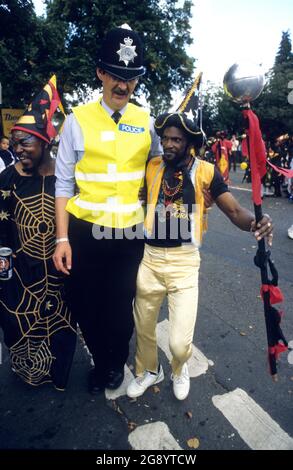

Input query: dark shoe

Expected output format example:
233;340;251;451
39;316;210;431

106;368;124;390
88;368;106;395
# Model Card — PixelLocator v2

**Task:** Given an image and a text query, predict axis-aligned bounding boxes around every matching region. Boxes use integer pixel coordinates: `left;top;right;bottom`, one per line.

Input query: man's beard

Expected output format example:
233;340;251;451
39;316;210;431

20;150;44;175
163;152;184;167
21;165;35;174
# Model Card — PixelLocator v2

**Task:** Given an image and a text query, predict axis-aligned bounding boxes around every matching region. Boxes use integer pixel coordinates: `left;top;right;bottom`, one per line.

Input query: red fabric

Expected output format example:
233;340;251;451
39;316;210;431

242;109;267;205
46;79;62;140
269;343;288;360
11;126;50;143
224;139;232;152
261;284;284;304
267;160;293;178
241;137;249;157
212;139;230;182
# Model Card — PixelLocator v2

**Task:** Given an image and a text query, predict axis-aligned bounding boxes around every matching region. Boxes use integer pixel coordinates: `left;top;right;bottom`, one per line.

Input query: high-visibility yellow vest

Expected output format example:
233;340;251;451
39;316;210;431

144;156;215;245
66;101;151;228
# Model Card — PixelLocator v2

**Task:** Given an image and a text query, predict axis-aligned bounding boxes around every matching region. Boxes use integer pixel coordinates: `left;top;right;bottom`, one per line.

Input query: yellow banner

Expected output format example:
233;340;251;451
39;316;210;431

1;108;24;136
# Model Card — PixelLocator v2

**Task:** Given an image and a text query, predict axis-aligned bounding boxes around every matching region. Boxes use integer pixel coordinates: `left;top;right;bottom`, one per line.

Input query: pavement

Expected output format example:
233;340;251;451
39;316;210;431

0;167;293;454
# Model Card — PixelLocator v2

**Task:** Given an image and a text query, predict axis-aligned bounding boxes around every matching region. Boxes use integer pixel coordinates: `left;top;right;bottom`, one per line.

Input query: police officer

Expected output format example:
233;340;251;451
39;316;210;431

53;24;162;393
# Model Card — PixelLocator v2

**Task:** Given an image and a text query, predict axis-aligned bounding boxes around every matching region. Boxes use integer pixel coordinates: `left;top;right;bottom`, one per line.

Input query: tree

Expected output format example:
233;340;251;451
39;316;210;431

275;30;293;66
254;31;293;141
202;31;293;141
1;0;196;112
0;0;39;107
201;82;243;137
201;81;221;136
43;0;195;113
0;0;67;108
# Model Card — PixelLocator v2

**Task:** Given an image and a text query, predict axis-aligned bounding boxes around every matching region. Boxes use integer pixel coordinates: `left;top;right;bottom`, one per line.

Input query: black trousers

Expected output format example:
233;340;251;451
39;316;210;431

229;151;237;172
66;215;144;377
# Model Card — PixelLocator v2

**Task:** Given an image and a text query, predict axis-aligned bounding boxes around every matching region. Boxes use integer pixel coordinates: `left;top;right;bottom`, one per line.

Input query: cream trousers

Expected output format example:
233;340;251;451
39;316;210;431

134;243;200;376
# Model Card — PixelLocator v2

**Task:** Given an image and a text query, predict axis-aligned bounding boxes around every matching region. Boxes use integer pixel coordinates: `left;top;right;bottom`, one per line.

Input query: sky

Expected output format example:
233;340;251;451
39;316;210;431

33;0;292;86
191;0;293;85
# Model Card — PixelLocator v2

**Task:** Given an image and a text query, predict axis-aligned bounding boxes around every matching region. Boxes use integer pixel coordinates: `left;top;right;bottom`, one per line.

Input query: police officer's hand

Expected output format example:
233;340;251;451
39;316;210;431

53;241;72;275
250;214;273;246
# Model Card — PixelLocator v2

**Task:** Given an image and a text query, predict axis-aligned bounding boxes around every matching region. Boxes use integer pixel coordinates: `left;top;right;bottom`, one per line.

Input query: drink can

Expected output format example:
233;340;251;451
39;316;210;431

0;247;13;280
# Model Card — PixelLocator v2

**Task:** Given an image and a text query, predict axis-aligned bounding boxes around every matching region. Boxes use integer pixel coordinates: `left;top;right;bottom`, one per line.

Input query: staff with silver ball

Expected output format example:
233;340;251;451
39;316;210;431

223;62;288;380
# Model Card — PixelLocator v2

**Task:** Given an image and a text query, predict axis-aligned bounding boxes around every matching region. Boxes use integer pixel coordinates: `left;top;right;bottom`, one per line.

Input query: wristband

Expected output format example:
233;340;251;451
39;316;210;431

56;237;69;244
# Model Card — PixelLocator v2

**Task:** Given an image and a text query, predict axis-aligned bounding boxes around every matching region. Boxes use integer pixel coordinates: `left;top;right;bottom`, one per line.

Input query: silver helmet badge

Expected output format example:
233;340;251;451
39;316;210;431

117;37;137;66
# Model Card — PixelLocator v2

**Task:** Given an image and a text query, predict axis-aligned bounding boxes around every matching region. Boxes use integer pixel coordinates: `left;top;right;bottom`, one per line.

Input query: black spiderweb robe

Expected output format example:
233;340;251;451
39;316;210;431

0;166;76;390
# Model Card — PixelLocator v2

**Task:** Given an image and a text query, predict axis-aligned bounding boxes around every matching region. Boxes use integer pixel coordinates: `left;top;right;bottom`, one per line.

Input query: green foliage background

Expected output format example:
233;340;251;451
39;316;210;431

0;0;195;114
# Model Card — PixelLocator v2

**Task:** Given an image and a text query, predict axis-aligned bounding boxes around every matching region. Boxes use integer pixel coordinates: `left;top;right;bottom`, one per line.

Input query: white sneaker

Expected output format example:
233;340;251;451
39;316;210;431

288;225;293;240
127;365;164;398
172;363;190;400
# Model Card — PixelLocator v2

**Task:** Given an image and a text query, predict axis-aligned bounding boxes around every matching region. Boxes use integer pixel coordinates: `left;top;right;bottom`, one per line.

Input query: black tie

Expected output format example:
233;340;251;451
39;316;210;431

111;111;121;124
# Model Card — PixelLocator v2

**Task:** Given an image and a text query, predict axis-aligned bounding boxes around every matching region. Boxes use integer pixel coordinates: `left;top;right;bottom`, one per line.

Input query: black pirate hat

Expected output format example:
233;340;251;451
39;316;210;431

155;72;204;148
12;75;65;143
97;24;145;81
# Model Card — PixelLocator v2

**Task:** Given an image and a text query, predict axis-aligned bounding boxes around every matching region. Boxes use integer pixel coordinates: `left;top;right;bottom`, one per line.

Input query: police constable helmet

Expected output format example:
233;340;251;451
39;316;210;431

97;24;145;81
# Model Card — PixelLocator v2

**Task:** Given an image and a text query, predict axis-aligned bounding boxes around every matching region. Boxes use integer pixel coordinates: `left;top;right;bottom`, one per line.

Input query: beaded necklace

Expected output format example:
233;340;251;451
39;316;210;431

162;157;194;200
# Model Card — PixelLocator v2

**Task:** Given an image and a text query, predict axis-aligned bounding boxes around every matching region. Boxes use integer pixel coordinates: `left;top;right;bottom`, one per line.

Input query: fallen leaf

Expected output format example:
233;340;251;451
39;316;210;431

152;385;161;394
239;331;246;336
185;411;193;419
112;400;123;415
187;437;200;449
128;421;137;432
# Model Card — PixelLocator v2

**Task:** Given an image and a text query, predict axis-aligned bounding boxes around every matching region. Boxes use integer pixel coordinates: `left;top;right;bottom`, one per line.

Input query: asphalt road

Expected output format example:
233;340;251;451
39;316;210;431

0;168;292;453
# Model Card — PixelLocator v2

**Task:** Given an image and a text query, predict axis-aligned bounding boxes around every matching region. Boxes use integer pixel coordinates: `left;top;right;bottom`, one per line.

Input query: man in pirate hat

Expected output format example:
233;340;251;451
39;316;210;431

126;108;273;401
0;77;76;390
53;25;162;394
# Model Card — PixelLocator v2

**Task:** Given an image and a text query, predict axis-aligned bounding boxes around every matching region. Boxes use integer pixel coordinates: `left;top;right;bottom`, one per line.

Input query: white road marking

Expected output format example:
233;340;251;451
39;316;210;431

107;319;212;400
212;388;293;450
229;185;252;192
128;421;182;450
156;319;213;377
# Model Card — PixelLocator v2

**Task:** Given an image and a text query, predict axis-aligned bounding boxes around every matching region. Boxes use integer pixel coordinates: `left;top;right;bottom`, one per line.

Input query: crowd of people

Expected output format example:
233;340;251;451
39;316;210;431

0;24;276;400
202;131;293;239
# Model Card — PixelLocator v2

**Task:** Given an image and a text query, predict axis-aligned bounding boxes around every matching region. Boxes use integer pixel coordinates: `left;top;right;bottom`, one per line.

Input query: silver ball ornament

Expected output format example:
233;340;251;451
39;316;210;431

223;62;265;103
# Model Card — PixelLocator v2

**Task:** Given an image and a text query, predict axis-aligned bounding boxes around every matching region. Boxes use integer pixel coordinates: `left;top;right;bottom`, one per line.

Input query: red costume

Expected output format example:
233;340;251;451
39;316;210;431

212;138;232;182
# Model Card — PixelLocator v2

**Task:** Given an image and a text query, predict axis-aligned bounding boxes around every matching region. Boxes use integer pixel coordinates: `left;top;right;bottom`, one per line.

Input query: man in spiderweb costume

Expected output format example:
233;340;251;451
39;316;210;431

0;77;76;390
